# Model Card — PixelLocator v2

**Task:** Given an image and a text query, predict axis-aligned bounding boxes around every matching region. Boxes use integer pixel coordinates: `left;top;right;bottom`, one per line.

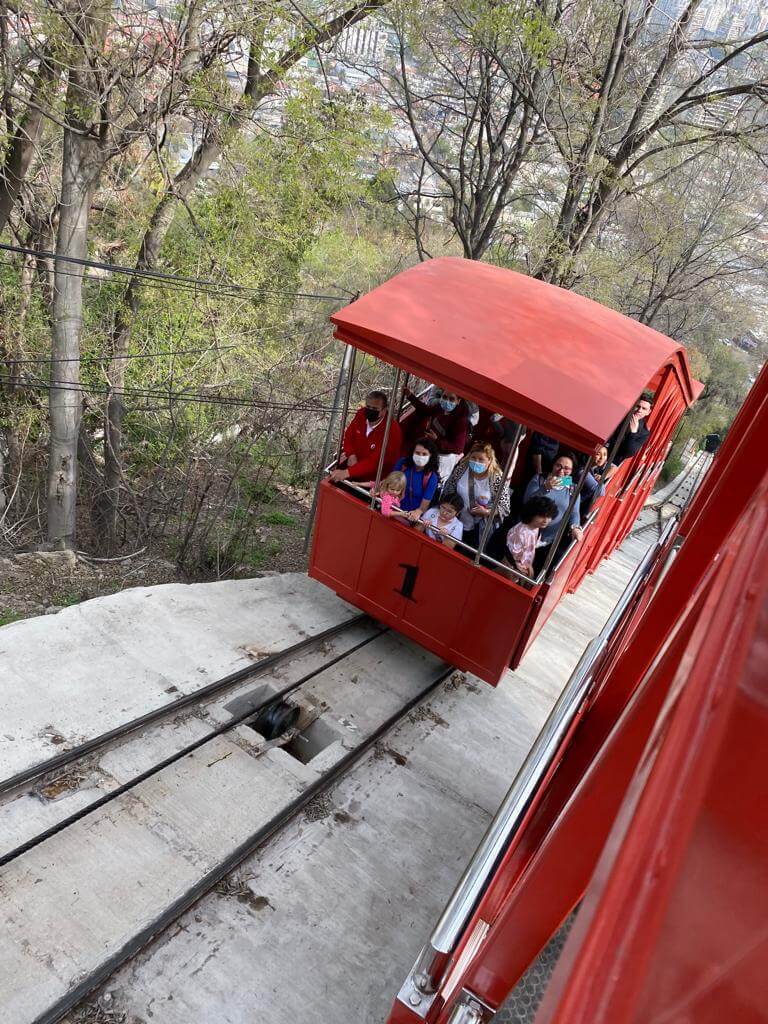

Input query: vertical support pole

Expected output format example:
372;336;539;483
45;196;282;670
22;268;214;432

370;366;402;507
474;423;525;565
335;345;358;469
537;456;595;583
397;372;411;418
303;344;355;554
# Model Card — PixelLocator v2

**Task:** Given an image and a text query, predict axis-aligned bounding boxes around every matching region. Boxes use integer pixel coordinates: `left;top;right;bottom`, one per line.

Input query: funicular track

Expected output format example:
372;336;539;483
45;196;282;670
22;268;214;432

0;614;370;800
1;612;453;1024
630;450;711;541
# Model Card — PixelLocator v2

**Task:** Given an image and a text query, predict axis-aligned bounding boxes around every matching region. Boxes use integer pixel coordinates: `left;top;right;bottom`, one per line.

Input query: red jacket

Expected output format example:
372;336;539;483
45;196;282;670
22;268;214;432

342;409;403;481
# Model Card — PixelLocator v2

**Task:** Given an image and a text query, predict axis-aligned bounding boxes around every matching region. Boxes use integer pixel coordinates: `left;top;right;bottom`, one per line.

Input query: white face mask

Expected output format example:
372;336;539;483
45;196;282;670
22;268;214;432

413;453;430;467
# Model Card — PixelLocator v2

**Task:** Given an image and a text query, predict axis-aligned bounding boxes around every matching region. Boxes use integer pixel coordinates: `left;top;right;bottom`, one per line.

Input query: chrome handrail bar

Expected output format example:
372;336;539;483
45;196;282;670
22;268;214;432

332;479;535;588
544;505;600;582
407;513;678;997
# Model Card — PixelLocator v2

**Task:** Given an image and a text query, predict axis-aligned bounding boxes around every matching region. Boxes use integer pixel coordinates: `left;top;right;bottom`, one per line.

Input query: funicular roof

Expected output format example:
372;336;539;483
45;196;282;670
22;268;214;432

331;258;700;453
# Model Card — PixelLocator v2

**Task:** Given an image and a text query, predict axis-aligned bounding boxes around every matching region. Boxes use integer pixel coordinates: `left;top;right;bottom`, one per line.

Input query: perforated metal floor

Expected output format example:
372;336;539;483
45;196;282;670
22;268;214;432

494;912;576;1023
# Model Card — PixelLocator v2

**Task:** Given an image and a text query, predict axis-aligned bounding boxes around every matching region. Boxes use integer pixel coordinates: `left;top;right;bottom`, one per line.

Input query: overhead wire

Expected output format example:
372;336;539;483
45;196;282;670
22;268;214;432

0;241;353;302
0;254;337;311
0;374;338;414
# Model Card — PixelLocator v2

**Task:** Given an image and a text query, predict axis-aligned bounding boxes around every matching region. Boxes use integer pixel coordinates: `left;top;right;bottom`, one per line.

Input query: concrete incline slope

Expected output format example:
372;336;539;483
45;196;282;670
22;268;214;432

3;541;645;1024
0;575;353;783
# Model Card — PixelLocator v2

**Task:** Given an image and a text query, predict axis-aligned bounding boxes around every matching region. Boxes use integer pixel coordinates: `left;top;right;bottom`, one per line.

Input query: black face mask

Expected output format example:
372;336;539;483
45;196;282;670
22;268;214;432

364;406;381;422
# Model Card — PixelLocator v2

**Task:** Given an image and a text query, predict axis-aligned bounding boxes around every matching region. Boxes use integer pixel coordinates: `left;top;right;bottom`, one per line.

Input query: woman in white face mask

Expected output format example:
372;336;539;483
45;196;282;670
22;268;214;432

392;438;441;521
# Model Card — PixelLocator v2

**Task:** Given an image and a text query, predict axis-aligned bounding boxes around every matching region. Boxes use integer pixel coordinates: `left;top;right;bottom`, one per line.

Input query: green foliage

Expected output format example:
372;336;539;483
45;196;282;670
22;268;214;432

260;510;296;527
0;611;23;627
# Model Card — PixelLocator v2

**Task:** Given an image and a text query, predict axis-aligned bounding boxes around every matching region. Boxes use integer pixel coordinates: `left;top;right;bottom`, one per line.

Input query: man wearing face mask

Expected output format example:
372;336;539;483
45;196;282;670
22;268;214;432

403;385;469;482
329;390;403;484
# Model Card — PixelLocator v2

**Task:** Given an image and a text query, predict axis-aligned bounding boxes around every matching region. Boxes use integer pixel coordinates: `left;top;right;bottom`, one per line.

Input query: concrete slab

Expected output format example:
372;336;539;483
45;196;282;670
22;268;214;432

0;575;355;782
1;630;445;1024
1;531;647;1024
49;545;641;1024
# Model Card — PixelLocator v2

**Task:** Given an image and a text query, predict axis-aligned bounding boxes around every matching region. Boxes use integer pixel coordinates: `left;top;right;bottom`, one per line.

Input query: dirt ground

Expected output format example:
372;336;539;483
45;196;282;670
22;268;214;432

0;486;313;627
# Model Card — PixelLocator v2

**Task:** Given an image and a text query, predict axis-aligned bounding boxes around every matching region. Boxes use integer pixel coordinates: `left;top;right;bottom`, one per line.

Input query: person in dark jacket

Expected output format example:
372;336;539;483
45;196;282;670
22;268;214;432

402;386;470;482
527;432;560;476
606;395;653;475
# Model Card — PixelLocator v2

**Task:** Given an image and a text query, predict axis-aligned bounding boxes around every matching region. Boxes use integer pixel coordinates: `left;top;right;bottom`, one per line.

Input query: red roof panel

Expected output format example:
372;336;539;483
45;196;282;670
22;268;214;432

331;258;698;452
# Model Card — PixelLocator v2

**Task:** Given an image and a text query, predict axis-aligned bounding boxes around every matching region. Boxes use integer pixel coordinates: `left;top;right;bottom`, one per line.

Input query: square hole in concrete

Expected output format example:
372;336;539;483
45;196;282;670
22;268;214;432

284;717;342;764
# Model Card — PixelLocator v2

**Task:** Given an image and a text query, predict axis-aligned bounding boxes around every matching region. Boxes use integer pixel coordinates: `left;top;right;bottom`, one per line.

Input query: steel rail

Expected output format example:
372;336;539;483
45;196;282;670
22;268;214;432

0;623;385;868
33;662;455;1024
400;515;679;1007
0;613;369;800
629;452;711;537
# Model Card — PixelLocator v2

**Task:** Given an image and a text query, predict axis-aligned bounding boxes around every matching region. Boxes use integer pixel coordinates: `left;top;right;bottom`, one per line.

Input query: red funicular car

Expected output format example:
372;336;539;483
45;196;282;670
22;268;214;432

308;258;699;685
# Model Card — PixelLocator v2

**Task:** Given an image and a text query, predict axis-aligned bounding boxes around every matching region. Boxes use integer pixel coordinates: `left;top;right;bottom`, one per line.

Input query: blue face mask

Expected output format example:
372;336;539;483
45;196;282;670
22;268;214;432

469;459;486;474
440;398;457;412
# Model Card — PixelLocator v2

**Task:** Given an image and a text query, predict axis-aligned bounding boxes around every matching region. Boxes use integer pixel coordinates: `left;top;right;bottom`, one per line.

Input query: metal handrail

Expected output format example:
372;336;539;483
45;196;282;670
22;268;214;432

332;478;535;589
408;513;678;996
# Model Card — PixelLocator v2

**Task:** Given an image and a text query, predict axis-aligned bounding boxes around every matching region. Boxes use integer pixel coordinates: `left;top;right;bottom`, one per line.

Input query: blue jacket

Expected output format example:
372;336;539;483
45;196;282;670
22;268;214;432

394;459;439;512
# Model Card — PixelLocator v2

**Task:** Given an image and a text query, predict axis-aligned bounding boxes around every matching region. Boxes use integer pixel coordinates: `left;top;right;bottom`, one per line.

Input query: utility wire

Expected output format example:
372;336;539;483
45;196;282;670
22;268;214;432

0;241;353;302
4;343;244;365
0;255;337;310
0;374;337;413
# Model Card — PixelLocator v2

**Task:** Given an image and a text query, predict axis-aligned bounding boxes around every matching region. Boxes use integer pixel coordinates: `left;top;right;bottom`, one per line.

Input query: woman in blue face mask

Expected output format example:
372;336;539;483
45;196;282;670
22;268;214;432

402;386;470;483
441;442;511;551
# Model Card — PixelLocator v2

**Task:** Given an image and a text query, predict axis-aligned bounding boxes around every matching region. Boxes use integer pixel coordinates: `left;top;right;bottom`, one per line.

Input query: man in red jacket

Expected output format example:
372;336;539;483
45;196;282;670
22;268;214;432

329;390;403;483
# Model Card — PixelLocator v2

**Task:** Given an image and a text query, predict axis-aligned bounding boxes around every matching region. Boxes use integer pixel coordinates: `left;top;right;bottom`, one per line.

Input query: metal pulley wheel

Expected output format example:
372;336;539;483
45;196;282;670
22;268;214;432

250;700;300;740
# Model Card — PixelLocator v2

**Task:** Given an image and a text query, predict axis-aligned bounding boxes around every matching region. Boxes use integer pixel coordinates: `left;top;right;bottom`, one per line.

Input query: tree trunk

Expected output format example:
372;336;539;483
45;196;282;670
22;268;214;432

47;4;108;549
0;47;58;235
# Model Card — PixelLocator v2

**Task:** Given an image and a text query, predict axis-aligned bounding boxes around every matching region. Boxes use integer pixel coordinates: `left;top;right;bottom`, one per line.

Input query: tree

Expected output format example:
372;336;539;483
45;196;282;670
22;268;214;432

98;0;390;546
534;0;768;285
370;0;561;260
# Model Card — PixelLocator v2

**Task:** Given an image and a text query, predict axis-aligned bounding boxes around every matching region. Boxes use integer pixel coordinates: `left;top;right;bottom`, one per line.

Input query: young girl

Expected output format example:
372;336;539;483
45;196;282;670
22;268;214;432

504;496;558;577
376;471;409;519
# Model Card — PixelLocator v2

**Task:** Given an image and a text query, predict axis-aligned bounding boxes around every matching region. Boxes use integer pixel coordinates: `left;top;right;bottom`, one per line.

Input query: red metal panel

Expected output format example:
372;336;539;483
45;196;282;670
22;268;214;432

448;569;535;684
331;259;699;452
356;513;418;620
308;481;537;685
401;538;478;653
308;480;370;592
538;494;768;1024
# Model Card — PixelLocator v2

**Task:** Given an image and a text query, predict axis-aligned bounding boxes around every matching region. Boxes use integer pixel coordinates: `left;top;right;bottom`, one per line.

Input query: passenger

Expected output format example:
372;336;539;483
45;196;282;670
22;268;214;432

522;451;583;572
580;444;609;516
504;496;559;578
472;409;523;464
416;495;464;550
376;471;408;518
393;438;440;519
402;385;470;482
527;432;560;476
329;390;403;484
604;395;653;479
442;442;511;550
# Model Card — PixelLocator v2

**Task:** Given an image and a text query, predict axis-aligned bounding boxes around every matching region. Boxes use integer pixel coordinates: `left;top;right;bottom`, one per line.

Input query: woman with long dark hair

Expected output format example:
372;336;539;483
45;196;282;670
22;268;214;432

393;437;441;519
